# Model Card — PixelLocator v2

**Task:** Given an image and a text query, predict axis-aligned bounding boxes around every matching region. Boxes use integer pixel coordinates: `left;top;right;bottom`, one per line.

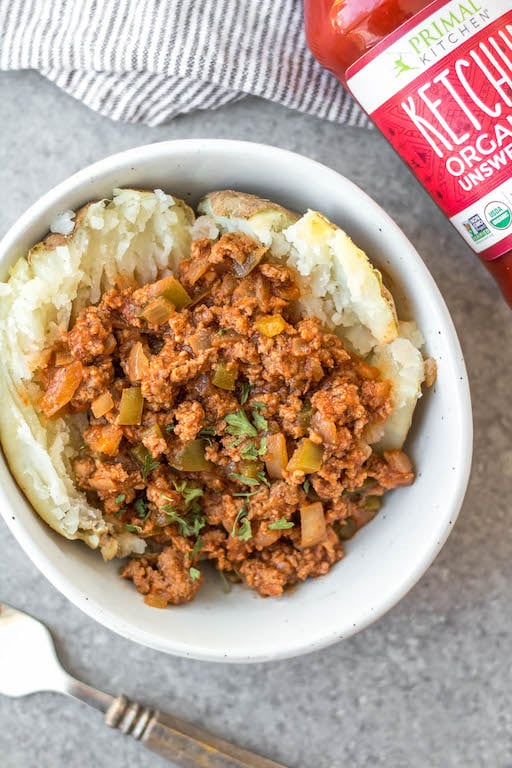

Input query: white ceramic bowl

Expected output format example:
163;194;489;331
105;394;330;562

0;140;472;662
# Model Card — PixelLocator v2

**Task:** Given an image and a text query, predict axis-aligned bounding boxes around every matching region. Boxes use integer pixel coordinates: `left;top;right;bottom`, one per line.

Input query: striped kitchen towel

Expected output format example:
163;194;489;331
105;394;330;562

0;0;368;127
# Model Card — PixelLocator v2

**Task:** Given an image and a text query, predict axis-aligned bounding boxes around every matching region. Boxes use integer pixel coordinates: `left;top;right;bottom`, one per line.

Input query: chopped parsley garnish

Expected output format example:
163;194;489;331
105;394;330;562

237;517;252;541
303;478;311;495
232;502;252;541
141;452;159;481
268;517;295;530
251;401;267;411
217;328;228;335
251;409;268;431
199;425;216;446
189;567;201;581
115;494;126;505
115;508;126;517
257;470;270;487
229;472;260;486
173;481;204;507
164;421;175;434
125;523;143;534
183;487;204;506
240;437;267;461
160;494;206;538
240;382;253;405
225;409;257;437
232;490;260;498
134;497;150;520
190;537;204;559
240;442;259;461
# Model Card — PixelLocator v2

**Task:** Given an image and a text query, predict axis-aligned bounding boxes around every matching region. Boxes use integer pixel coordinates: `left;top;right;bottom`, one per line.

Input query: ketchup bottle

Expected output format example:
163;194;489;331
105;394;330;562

304;1;512;305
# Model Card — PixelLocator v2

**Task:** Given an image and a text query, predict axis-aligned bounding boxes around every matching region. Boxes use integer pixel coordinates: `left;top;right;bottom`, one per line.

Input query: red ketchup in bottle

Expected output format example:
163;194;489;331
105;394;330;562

304;1;512;305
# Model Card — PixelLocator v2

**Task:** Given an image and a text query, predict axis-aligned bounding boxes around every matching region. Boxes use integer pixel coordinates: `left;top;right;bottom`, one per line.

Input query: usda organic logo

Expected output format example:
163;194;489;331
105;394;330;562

484;202;511;231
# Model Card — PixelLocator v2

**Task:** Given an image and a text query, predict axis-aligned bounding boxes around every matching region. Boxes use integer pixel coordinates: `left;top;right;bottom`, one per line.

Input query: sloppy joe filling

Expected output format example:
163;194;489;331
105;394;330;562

38;232;414;607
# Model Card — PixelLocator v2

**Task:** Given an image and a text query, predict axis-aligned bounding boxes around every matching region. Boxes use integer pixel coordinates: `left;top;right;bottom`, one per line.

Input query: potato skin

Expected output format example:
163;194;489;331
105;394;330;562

199;189;297;221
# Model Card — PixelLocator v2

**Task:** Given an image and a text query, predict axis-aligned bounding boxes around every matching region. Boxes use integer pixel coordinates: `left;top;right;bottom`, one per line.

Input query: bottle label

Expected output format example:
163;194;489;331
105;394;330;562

346;1;512;261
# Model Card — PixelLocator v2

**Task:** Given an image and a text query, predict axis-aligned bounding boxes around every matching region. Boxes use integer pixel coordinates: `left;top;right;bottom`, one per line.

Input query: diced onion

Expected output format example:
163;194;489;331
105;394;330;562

127;342;149;382
311;412;337;444
139;297;174;325
91;391;114;418
265;433;288;479
300;502;327;548
231;246;267;277
189;330;212;354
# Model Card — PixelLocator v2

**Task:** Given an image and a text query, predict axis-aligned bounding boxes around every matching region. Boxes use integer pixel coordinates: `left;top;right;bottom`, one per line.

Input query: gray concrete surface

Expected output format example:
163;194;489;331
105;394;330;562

0;70;511;768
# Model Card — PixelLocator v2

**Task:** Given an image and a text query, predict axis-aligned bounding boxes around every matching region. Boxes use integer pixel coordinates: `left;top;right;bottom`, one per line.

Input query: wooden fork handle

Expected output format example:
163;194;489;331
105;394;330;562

105;695;287;768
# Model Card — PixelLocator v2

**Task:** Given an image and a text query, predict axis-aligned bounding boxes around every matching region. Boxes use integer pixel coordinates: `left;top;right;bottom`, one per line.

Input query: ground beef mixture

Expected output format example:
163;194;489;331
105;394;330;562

38;232;414;607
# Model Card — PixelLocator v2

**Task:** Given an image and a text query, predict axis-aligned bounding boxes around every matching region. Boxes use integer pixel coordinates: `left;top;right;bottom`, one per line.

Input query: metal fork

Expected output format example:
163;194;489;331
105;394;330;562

0;603;286;768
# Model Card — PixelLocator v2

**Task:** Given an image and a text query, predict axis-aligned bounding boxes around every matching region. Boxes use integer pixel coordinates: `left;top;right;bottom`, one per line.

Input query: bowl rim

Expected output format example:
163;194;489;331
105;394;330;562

0;139;473;662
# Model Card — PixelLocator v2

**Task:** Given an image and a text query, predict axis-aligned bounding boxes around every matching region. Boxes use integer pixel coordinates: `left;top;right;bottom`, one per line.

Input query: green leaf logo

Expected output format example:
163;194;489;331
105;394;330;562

393;54;417;78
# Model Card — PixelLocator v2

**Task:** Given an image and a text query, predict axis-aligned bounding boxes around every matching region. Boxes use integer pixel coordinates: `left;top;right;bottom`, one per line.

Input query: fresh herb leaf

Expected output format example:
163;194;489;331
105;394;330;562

303;478;311;495
240;441;259;461
230;436;245;447
115;508;126;517
190;536;204;559
257;470;270;488
188;500;202;516
232;490;260;498
240;382;253;405
225;410;257;437
239;437;266;461
141;452;159;481
251;401;267;411
172;481;204;507
160;494;206;538
268;517;295;530
125;523;143;534
164;420;175;434
189;567;201;581
190;515;207;537
232;502;252;540
237;517;252;541
134;497;150;520
115;494;126;505
229;472;260;486
251;410;268;431
199;425;216;437
182;486;204;506
217;328;228;336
